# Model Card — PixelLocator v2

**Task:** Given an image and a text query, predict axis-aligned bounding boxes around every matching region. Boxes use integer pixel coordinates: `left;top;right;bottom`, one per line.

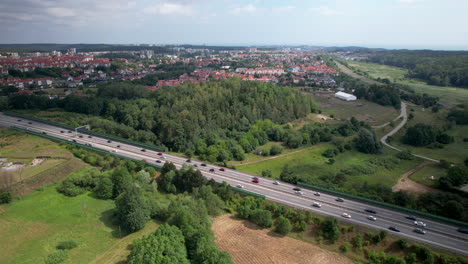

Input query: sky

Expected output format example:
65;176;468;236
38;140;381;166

1;0;468;50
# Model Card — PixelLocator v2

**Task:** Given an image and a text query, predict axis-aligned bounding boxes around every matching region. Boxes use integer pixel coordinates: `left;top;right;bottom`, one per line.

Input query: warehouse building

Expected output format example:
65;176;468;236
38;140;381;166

335;91;357;101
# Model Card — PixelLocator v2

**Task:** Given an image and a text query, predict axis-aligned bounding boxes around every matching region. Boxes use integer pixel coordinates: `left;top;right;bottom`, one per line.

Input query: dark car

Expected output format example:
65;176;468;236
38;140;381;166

42;131;47;134
458;228;468;234
72;139;77;142
293;187;301;191
141;149;146;152
389;226;400;232
68;131;72;133
365;209;377;214
60;130;64;133
157;152;163;156
209;168;215;172
336;198;345;202
79;135;83;138
107;140;112;143
186;159;191;163
219;168;225;171
414;228;426;235
17;119;21;122
28;122;32;124
201;163;207;167
406;216;417;221
252;179;259;183
88;135;92;138
117;145;121;148
156;160;162;163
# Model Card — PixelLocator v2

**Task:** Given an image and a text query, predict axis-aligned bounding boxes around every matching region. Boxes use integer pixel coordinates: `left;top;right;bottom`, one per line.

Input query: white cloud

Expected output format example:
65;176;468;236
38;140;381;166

46;7;76;17
144;3;194;15
310;6;341;16
272;6;296;12
230;4;256;15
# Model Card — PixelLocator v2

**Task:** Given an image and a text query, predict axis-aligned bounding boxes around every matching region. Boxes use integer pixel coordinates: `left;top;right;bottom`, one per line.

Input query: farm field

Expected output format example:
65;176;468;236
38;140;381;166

235;142;422;189
346;60;468;106
0;177;160;264
212;214;352;264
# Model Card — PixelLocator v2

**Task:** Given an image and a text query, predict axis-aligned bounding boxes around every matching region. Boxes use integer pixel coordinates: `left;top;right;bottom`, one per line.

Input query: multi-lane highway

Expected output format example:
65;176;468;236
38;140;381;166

0;113;467;255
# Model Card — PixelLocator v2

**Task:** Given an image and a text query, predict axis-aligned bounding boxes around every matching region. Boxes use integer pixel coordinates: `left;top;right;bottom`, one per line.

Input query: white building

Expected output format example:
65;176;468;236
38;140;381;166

335;91;357;101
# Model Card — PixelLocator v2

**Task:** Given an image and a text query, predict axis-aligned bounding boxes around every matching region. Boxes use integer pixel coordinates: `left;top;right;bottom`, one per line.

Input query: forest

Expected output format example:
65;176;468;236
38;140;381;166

367;50;468;88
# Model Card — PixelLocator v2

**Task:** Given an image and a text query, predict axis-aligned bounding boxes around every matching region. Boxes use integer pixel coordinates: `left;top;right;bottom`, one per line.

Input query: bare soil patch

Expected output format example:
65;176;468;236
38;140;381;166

392;161;436;195
212;214;352;264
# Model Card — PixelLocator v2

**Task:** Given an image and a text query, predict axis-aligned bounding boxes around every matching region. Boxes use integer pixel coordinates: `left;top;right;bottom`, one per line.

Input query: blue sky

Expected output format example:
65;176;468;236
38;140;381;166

1;0;467;50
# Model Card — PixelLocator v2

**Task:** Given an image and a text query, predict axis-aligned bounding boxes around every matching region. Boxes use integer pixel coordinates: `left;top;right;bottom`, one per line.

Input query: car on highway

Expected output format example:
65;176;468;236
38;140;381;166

68;131;72;133
28;122;32;124
186;159;191;163
156;160;162;163
367;215;377;221
365;209;377;214
209;168;215;172
117;145;121;148
201;163;207;166
193;164;198;167
314;192;320;196
292;187;301;191
294;190;303;195
342;213;351;219
414;221;426;227
312;202;321;208
78;135;83;138
406;215;417;221
414;228;426;235
107;140;112;143
88;135;92;138
252;179;260;183
141;149;146;152
389;226;400;232
457;228;468;234
111;149;118;153
336;198;345;202
60;130;64;133
157;152;163;155
219;168;225;171
236;184;244;189
42;131;47;134
17;119;21;122
273;181;280;185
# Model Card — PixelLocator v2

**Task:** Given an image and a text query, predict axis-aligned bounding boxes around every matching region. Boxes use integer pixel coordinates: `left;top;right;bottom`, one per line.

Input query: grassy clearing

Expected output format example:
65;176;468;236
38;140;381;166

310;92;399;126
0;180;162;264
235;143;421;189
229;141;305;166
347;61;468;105
389;103;468;164
409;163;446;188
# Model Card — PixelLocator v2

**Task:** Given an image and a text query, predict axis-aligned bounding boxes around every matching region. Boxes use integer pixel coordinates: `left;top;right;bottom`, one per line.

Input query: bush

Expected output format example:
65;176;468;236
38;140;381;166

322;148;338;158
45;251;68;264
0;191;12;204
56;240;78;250
340;242;351;253
274;216;292;235
250;209;273;228
397;239;409;249
269;145;283;156
396;150;413;160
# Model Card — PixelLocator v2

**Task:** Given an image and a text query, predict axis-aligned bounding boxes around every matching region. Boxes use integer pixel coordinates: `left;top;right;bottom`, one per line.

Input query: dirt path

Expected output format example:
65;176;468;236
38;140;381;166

392;161;436;194
236;144;324;166
212;214;352;264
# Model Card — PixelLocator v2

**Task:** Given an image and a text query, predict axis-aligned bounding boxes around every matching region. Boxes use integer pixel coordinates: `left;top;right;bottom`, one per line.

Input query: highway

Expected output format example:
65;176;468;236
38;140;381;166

0;113;467;255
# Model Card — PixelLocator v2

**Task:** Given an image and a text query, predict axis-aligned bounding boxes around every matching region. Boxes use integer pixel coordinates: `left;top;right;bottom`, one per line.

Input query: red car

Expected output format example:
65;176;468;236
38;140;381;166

157;152;163;156
252;179;259;183
219;168;225;171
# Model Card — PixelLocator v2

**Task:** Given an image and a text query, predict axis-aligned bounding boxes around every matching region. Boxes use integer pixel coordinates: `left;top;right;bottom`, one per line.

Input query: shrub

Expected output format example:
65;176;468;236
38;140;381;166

340;242;351;253
45;251;68;264
322;148;338;158
0;191;12;204
274;216;292;235
396;150;413;160
250;209;273;228
56;240;78;250
397;239;409;249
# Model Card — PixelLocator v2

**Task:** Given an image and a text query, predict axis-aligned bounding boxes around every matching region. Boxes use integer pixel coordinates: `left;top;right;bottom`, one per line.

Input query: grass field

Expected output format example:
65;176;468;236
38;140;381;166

0;176;161;264
0;127;89;195
409;163;446;188
310;92;399;126
385;103;468;164
235;143;422;189
347;61;468;106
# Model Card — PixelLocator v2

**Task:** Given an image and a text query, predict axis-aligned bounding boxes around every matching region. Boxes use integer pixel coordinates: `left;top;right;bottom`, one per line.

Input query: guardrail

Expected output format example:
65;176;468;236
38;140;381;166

9;126;162;170
4;111;165;152
231;187;266;199
297;182;468;228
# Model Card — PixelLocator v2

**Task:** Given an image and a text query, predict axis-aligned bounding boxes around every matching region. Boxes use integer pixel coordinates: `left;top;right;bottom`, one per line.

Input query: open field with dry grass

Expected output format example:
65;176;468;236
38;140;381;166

212;214;352;264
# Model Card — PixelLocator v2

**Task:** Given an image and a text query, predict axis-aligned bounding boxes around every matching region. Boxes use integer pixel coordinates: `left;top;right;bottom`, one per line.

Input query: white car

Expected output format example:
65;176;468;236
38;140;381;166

367;215;377;221
312;202;322;208
273;181;280;185
236;184;244;189
295;191;304;195
342;213;351;219
314;192;321;196
111;149;118;153
414;221;426;227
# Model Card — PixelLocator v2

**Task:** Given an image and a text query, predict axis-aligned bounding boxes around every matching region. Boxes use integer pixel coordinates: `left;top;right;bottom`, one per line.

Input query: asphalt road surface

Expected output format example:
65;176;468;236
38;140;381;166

0;113;466;255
